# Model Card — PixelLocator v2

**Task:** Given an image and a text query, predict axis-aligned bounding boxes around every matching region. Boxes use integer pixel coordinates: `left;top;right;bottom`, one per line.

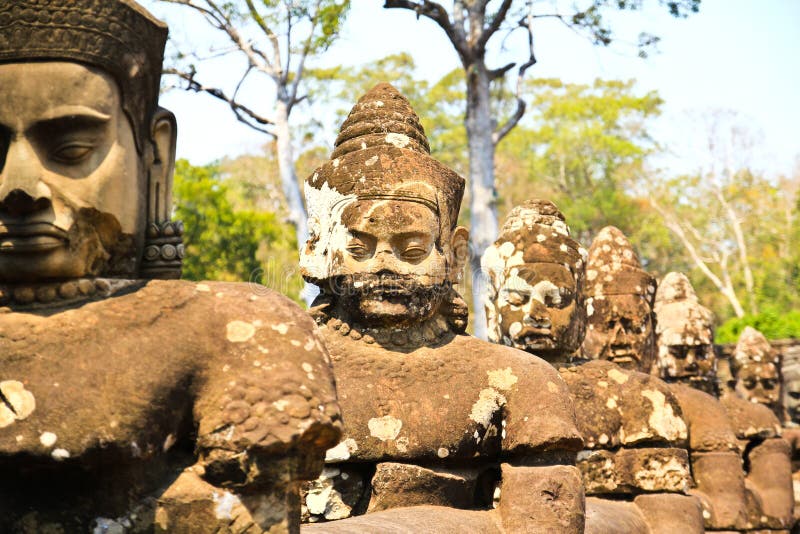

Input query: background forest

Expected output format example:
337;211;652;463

148;0;800;343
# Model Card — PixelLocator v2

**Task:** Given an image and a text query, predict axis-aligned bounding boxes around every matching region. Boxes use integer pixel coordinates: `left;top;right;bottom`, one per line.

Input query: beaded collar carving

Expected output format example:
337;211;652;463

0;278;140;310
321;312;455;349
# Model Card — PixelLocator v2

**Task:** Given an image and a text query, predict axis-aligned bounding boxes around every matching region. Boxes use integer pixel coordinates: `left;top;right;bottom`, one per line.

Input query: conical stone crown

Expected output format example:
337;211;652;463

584;226;655;299
332;83;430;159
734;326;777;367
655;272;698;305
654;272;714;345
301;83;465;283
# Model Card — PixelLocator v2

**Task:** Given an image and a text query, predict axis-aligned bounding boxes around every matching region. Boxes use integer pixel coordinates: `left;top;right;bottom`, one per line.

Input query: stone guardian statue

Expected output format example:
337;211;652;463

300;84;585;533
0;2;341;532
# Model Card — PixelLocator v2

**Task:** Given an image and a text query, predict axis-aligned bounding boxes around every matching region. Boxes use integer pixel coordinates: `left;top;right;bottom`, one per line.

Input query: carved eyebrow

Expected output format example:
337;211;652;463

38;106;111;122
390;230;432;240
29;114;111;140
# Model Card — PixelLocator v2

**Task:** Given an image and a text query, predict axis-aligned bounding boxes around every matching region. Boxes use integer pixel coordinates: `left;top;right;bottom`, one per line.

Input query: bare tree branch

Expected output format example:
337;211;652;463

492;6;536;145
288;0;323;112
164;67;277;137
383;0;471;63
161;0;275;75
476;0;513;51
650;195;745;317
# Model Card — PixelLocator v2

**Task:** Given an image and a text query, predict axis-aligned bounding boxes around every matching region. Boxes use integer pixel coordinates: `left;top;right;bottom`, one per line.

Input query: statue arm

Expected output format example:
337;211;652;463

155;284;342;532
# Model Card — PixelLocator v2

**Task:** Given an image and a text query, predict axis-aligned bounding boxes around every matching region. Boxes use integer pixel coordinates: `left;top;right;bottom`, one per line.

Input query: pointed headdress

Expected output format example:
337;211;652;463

302;83;465;282
584;226;656;300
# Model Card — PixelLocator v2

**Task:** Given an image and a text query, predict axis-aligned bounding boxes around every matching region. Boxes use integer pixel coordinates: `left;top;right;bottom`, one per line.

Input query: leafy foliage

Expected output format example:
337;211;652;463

173;159;303;301
496;78;663;246
717;309;800;344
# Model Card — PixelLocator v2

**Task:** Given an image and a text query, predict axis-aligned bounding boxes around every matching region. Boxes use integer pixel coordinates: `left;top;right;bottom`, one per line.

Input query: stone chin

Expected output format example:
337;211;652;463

0;208;136;283
334;276;447;328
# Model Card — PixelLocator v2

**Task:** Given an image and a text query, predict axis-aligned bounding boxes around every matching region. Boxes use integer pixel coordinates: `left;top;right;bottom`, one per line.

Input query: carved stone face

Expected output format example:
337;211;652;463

782;359;800;425
491;262;579;355
330;199;464;327
583;294;655;371
732;327;781;407
654;273;716;391
484;201;586;361
736;362;780;405
0;62;144;282
658;337;716;381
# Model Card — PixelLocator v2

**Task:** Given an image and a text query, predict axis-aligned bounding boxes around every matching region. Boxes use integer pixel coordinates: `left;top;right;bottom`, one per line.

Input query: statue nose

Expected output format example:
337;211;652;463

524;299;551;327
0;139;52;216
0;189;51;218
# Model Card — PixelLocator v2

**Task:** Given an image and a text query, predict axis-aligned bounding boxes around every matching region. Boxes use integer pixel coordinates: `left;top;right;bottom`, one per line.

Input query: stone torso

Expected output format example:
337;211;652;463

305;323;582;523
324;330;581;463
0;280;339;530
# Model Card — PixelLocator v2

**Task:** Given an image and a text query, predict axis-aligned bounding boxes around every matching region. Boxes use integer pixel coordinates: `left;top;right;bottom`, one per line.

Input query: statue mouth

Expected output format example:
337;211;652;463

0;223;68;252
517;326;553;346
610;346;636;363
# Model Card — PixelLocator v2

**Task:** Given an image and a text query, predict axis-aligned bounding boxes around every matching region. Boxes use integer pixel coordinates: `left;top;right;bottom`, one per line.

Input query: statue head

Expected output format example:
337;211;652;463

482;200;586;363
581;226;657;372
732;326;781;409
782;347;800;426
654;272;716;392
301;83;469;332
0;1;182;285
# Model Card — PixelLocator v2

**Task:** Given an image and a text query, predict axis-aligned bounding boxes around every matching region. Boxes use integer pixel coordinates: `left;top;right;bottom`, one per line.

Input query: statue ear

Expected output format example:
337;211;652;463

448;226;470;282
148;107;177;224
140;108;183;280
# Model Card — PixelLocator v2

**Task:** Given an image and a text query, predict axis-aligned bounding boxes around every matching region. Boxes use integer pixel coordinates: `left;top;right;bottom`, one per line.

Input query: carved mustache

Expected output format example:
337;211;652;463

0;222;68;239
331;273;447;298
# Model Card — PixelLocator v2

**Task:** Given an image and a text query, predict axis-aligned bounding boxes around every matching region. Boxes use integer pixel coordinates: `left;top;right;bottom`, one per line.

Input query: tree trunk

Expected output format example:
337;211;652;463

274;97;316;306
465;63;498;340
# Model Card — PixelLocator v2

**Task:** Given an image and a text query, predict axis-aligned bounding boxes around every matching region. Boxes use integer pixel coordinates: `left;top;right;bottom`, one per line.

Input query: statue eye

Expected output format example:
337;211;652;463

401;243;429;261
53;142;94;163
346;240;370;259
762;379;777;389
506;291;529;306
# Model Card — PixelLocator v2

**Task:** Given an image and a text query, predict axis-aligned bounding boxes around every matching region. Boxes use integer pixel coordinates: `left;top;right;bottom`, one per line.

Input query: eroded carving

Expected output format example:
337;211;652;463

301;84;584;533
0;2;341;532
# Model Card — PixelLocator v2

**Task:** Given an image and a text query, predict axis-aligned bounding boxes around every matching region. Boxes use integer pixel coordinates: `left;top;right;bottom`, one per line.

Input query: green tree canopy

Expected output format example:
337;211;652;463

173;159;303;301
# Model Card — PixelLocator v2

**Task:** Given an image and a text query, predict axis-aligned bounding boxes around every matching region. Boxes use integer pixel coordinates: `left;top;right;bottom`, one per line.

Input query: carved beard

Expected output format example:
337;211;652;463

331;273;449;328
70;207;137;278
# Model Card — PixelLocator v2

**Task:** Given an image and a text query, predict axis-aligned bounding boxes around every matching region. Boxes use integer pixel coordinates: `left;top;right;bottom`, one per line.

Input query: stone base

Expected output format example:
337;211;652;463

578;447;690;494
634;493;704;534
691;450;748;529
584;497;647;534
367;462;479;512
498;464;584;533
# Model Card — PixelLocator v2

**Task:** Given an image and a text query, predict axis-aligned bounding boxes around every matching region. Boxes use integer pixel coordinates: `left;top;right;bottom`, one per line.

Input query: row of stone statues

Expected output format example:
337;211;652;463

481;200;794;533
0;1;794;533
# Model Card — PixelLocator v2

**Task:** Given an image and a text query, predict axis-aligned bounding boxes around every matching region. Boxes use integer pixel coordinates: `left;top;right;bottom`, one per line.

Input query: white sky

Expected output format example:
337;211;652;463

141;0;800;178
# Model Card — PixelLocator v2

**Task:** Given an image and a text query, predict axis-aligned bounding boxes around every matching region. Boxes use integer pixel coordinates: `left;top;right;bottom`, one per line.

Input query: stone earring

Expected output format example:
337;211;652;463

140;220;184;279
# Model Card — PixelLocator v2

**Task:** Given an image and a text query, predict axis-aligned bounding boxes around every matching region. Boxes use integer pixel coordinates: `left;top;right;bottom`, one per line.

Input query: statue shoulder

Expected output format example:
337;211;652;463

151;280;342;467
669;384;739;451
560;361;687;449
154;280;314;328
720;394;782;440
454;337;583;454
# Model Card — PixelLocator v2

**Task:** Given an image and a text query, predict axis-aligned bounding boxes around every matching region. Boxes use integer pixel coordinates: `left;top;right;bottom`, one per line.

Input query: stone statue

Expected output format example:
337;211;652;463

482;199;587;366
653;272;717;395
654;273;793;531
0;2;341;532
580;226;657;373
779;343;800;528
784;345;800;427
300;84;585;532
731;326;782;417
485;207;701;533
